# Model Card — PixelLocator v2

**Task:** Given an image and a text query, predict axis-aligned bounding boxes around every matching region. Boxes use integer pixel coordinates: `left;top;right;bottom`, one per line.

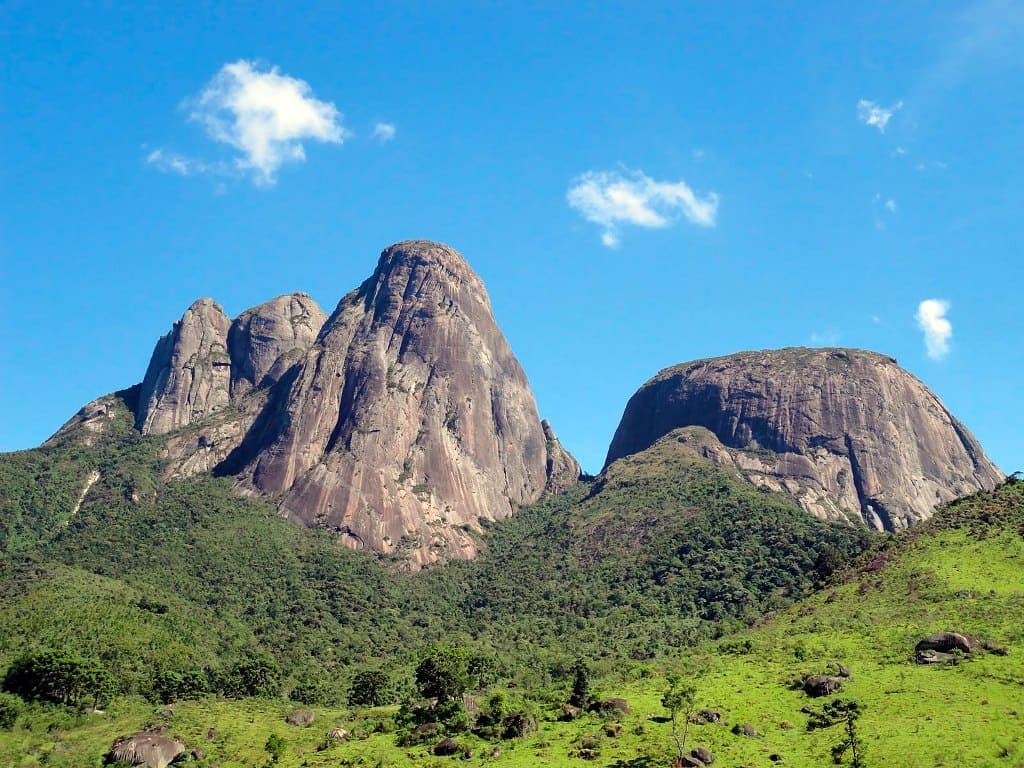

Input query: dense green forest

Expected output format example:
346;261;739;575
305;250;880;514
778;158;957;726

0;400;869;707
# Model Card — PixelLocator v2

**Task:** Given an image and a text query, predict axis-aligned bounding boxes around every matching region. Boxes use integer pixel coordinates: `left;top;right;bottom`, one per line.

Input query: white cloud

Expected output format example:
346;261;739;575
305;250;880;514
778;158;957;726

810;330;840;345
146;149;198;176
857;99;903;132
183;60;345;184
567;168;719;247
885;198;897;212
916;299;953;360
372;122;396;143
145;149;224;177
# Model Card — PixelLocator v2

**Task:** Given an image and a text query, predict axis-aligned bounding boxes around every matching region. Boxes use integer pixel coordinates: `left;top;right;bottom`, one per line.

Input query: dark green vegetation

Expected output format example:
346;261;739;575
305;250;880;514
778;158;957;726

0;398;1021;766
0;404;868;707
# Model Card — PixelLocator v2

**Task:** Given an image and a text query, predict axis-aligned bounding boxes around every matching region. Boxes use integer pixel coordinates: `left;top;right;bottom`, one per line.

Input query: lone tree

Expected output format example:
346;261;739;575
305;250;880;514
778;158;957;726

807;698;865;767
569;658;591;708
264;733;286;764
661;674;696;766
415;646;470;703
348;669;391;707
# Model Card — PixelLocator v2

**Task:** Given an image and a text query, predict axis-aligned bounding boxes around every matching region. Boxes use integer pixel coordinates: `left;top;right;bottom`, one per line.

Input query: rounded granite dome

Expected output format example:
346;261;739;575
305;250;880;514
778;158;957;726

605;347;1001;531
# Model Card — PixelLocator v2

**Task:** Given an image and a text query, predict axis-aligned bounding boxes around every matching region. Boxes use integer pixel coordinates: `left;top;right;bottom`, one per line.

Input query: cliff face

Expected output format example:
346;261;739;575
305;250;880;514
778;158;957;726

606;348;1002;530
242;241;578;565
227;293;327;398
53;241;577;566
136;299;233;436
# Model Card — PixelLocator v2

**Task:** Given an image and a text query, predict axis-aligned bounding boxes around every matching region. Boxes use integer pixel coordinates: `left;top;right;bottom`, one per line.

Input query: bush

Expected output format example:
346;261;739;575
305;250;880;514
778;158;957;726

0;692;24;729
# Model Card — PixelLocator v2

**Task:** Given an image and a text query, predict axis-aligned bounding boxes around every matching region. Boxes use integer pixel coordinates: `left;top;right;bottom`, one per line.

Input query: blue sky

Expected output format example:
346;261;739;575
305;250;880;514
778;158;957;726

2;1;1022;474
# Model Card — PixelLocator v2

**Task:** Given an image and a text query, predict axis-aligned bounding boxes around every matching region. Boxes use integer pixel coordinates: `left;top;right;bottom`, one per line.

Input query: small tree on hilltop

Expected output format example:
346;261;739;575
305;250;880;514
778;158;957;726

661;674;696;766
807;698;865;767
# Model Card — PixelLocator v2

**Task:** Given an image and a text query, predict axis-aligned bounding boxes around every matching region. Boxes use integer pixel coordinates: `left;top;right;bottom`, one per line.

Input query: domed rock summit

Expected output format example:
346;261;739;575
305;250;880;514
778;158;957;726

605;347;1001;531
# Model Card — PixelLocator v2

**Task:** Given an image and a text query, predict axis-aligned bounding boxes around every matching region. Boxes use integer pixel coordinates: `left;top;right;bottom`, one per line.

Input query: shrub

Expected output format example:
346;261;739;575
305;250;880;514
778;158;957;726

0;692;24;729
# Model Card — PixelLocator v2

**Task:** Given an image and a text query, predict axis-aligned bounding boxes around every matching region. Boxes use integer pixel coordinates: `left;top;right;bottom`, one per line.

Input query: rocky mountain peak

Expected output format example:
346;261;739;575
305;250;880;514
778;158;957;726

375;240;484;285
62;241;577;566
606;347;1001;530
228;293;327;397
135;298;232;436
242;240;578;566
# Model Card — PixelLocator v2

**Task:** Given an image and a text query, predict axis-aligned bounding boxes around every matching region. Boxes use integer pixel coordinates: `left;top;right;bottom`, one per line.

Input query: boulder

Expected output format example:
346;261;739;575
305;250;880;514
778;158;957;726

434;737;460;756
803;675;843;697
601;697;631;714
500;711;537;739
915;631;978;655
694;708;721;724
559;703;582;721
285;709;315;727
732;722;758;737
692;746;714;764
107;732;185;768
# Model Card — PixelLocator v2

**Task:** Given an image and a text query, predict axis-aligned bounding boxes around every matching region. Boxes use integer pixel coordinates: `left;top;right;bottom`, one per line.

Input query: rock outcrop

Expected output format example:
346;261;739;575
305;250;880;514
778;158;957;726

241;241;578;565
605;348;1001;530
54;241;576;565
136;299;233;436
107;732;185;768
227;293;327;397
124;293;328;479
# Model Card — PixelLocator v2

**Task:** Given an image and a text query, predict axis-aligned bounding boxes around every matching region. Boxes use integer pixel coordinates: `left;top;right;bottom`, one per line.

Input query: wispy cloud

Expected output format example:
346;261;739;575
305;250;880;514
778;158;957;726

810;330;840;346
872;193;898;230
916;299;953;360
148;60;346;185
567;168;719;248
857;99;903;132
145;149;225;177
372;122;396;143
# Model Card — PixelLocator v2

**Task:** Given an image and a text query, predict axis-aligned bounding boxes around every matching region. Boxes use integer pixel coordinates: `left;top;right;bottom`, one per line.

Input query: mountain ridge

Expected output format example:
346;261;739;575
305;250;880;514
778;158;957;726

47;240;579;566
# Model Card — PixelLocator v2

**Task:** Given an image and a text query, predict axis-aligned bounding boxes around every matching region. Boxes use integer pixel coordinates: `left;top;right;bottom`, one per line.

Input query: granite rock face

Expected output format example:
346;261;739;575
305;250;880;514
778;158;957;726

227;293;327;397
71;241;576;565
242;241;578;565
136;299;233;436
129;294;328;479
605;348;1001;530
